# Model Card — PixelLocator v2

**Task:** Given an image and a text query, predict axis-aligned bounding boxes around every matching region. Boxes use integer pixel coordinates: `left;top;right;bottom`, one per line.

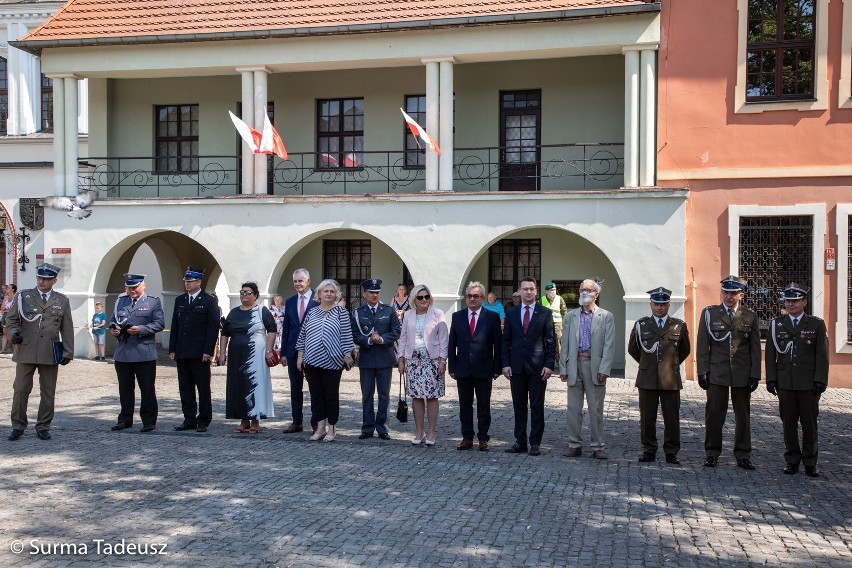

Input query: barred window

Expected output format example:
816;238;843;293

0;57;7;134
155;104;199;173
848;216;852;342
323;239;371;310
739;216;813;337
488;239;541;306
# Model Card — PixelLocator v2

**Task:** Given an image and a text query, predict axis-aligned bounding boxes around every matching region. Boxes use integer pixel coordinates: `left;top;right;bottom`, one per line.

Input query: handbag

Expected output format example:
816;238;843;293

395;370;408;423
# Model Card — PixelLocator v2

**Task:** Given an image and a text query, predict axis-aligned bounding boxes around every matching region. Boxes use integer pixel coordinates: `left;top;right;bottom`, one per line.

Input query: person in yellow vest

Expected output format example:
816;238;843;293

541;282;566;359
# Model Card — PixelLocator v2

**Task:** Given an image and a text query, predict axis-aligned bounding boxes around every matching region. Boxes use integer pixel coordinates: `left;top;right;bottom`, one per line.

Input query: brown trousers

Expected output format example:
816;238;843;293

11;363;59;431
778;389;820;467
704;383;751;459
639;388;680;456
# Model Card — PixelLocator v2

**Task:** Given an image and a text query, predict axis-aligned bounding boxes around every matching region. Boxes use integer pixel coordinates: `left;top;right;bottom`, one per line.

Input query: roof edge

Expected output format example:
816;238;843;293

10;3;661;56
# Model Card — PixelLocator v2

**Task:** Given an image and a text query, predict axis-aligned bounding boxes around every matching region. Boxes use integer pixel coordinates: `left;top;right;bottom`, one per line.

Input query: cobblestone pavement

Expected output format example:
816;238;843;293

0;354;849;567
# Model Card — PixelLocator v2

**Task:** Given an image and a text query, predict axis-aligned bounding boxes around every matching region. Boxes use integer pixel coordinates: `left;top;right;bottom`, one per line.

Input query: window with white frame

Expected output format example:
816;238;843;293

836;205;852;353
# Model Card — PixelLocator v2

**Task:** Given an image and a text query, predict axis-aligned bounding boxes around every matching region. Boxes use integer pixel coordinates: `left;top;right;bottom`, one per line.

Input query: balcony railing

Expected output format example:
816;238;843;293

78;143;623;197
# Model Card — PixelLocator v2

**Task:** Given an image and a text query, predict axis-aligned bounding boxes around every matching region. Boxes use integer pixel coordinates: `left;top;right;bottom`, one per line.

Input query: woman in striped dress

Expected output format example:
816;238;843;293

296;279;355;442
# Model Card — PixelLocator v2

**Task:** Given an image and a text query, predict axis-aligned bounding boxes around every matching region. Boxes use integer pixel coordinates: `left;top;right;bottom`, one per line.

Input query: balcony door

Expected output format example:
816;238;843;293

499;90;540;191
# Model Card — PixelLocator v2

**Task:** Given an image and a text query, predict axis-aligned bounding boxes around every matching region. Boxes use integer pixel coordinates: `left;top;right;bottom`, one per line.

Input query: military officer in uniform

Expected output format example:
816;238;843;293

765;283;829;477
696;275;761;470
109;273;165;432
351;279;401;440
628;287;691;464
7;263;74;441
169;267;220;433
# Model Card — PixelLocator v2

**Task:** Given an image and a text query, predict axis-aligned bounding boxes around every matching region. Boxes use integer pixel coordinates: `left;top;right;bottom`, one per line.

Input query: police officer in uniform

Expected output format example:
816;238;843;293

628;287;691;464
696;275;761;470
765;283;829;477
109;274;165;432
351;279;401;440
169;267;220;433
7;263;74;441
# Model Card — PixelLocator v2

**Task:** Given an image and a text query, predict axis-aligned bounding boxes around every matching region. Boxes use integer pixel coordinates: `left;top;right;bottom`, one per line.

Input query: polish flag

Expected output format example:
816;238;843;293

228;110;288;161
400;108;441;156
229;110;262;152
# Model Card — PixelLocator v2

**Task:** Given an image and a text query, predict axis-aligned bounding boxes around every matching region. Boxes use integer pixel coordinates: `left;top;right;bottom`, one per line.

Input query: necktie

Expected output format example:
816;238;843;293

469;311;476;336
41;293;48;304
371;307;377;316
131;299;137;309
794;317;800;328
299;295;306;322
657;318;663;329
522;306;530;333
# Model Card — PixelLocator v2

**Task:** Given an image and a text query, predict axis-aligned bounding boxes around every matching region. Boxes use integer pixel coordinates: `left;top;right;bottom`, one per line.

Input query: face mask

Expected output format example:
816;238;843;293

578;292;595;306
547;290;556;299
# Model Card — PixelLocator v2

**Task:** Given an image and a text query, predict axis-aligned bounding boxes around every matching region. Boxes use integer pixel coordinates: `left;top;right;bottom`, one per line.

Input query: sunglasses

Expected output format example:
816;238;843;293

239;290;254;296
416;294;431;301
466;294;482;299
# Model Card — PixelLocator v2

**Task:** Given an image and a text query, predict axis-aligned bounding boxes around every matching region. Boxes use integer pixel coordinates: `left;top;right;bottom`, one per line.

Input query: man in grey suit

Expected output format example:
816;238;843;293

560;279;615;459
6;263;74;441
109;273;165;432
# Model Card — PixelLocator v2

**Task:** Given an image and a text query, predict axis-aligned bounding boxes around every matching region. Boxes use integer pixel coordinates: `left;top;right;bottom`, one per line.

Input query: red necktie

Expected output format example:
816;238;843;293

299;295;306;322
522;306;531;334
469;311;476;336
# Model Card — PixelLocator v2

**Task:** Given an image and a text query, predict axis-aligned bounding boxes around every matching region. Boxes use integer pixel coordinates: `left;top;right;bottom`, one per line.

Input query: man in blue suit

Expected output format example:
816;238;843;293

448;281;502;451
279;268;319;434
352;279;401;440
502;277;555;456
109;274;165;432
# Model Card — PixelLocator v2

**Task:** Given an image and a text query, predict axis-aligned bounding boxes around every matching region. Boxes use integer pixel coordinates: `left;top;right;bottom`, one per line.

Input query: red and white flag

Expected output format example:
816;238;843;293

400;108;441;156
229;110;261;152
228;110;288;161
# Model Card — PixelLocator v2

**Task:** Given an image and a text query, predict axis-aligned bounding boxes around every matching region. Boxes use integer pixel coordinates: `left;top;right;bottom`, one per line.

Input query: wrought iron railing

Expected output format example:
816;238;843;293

78;143;624;197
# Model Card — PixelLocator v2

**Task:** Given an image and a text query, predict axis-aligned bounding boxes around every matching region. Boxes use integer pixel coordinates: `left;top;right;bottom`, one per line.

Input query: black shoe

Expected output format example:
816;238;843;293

504;443;528;454
111;422;130;431
196;424;208;433
174;422;196;431
737;458;756;471
378;433;391;440
140;424;155;433
7;429;23;441
805;466;820;477
783;463;799;475
665;455;680;465
639;452;656;463
528;445;541;456
36;430;51;440
704;456;718;468
358;433;374;440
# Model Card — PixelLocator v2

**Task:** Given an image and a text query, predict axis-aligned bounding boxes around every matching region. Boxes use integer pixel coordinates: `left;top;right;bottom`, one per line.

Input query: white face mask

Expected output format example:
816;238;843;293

547;290;556;299
578;292;595;306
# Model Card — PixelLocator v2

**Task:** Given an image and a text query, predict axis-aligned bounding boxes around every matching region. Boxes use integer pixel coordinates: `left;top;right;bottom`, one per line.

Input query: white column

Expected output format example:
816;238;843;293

6;22;40;135
423;60;440;192
622;47;640;188
77;79;89;135
253;68;269;195
439;59;455;192
52;76;66;196
64;76;79;196
639;48;657;188
237;68;255;194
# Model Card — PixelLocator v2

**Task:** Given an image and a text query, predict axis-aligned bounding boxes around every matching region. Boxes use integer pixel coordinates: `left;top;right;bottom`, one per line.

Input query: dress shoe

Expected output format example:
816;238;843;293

411;436;426;445
195;424;208;433
504;443;528;454
378;433;391;440
323;424;336;442
310;419;328;441
174;422;196;431
111;422;130;431
282;423;303;434
665;455;680;465
457;438;473;451
529;445;541;456
358;432;374;440
639;452;656;463
563;446;582;457
592;450;608;459
7;429;23;441
478;440;490;451
140;424;156;433
36;430;51;440
424;438;435;447
805;466;820;478
704;456;718;468
783;463;800;475
736;458;756;471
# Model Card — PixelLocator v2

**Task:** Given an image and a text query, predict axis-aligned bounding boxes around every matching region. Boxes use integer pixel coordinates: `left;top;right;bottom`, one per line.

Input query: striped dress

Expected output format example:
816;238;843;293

295;305;355;369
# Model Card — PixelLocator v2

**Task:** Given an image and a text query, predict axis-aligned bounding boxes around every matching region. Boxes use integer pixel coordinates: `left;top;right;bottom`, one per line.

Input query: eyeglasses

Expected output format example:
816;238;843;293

580;289;596;294
416;294;431;301
466;294;482;299
239;290;254;296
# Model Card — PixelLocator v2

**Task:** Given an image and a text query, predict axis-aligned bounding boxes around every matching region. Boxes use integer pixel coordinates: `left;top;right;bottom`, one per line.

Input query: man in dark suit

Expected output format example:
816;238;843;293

502;277;555;456
352;279;401;440
628;287;691;465
279;268;319;434
696;275;761;470
448;281;502;451
168;267;220;433
109;273;165;432
765;283;829;477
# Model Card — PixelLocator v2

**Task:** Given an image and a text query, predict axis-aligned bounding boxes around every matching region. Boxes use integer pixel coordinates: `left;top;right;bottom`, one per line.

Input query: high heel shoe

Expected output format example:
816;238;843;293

323;424;336;442
425;436;435;446
310;419;327;441
411;435;426;445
